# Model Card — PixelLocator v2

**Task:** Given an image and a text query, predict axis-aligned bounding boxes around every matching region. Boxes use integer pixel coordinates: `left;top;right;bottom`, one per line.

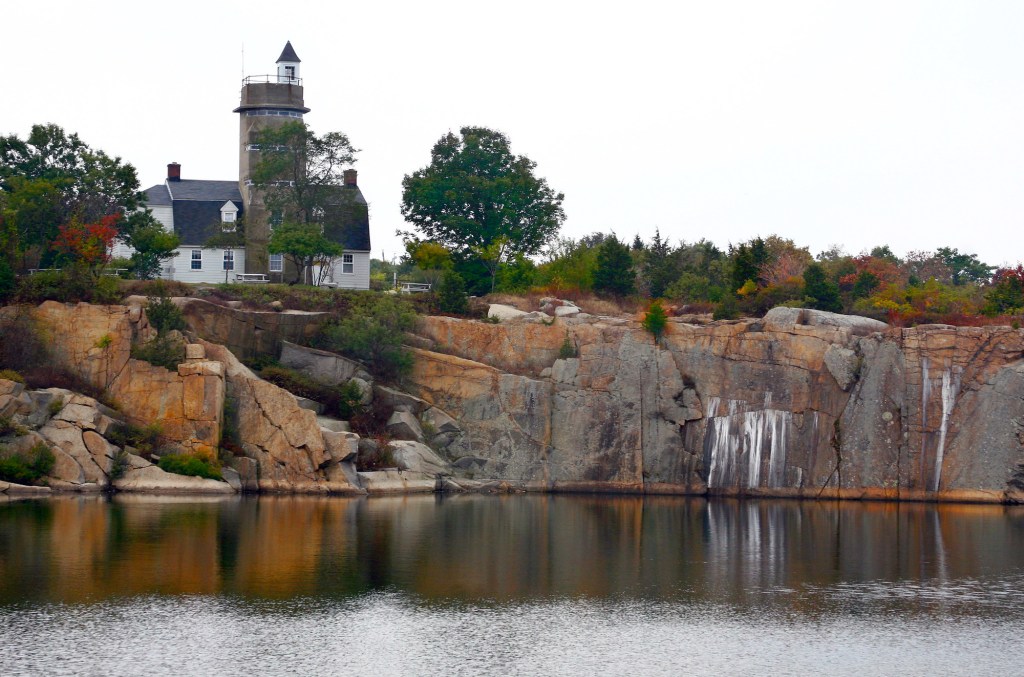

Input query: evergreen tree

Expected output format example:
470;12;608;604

435;269;469;315
803;262;843;312
644;228;677;298
593;234;635;296
642;299;669;341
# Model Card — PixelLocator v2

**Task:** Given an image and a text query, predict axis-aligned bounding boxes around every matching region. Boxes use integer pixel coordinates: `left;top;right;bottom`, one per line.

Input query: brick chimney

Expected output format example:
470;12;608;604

167;162;181;181
343;169;357;186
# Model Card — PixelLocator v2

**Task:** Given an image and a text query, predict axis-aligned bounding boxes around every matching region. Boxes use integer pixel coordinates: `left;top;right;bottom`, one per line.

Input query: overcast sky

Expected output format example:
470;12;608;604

5;0;1023;266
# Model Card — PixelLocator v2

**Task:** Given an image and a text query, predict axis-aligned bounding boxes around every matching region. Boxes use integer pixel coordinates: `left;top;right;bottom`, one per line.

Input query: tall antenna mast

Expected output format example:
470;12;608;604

241;43;245;79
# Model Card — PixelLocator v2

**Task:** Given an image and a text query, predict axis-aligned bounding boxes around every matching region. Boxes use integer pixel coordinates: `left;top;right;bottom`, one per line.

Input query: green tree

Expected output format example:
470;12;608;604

642;299;669;341
315;295;417;381
0;124;142;265
593;234;635;296
435;269;469;314
401;126;565;258
642;229;678;298
803;262;843;312
935;247;993;286
249;121;359;226
406;240;452;288
730;237;768;292
268;221;344;285
120;212;180;280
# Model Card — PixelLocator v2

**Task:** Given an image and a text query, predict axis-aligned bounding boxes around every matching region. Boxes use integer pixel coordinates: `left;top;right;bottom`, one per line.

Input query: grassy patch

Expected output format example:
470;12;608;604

158;452;222;481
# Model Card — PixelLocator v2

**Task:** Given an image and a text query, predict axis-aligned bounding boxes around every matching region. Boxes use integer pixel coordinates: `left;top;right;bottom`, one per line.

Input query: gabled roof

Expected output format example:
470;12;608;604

322;185;371;251
144;184;172;207
173;200;243;246
164;179;242;202
277;41;301;63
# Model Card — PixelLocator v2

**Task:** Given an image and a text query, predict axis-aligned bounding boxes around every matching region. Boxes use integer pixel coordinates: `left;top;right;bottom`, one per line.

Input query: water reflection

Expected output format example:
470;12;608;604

1;494;1023;611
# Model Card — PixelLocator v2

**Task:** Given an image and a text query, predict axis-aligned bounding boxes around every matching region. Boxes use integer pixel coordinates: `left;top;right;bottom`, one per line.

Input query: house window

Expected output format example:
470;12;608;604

269;254;283;273
270;211;283;229
312;206;325;222
285;65;295;80
342;253;354;274
222;211;236;223
223;250;234;271
191;249;202;270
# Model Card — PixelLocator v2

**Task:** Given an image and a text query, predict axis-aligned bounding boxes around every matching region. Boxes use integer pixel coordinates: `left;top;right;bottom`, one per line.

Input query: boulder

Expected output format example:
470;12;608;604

373;385;427;414
387;411;425;442
389;440;450;475
221;466;242;492
356;469;436;494
554;305;581;317
114;464;235;494
317;417;350;433
824;344;860;391
185;344;206;360
279;341;368;387
488;304;528;321
322;429;359;463
762;307;888;335
295;397;324;415
421;406;461;435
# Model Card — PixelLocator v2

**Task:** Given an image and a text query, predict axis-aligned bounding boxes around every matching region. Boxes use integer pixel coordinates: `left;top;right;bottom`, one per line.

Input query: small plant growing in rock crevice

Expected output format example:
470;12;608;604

47;396;65;417
0;416;28;437
558;331;578;359
108;449;130;481
0;369;25;383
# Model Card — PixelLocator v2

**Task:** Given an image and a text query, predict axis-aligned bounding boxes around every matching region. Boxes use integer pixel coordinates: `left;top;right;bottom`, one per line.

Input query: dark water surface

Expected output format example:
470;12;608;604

1;494;1023;676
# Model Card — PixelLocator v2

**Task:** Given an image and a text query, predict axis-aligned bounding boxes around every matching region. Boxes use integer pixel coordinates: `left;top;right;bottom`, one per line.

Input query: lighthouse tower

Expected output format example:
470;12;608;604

233;41;310;273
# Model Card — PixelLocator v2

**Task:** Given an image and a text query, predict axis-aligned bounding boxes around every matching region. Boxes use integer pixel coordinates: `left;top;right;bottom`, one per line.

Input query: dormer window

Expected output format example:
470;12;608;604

220;201;239;230
285;65;295;81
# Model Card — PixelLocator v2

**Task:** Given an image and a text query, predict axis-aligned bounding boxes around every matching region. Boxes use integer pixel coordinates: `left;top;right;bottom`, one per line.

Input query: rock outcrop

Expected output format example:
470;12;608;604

408;310;1024;502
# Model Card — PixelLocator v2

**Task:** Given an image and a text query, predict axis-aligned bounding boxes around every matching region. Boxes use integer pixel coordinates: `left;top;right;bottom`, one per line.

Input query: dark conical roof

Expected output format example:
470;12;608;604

277;41;301;63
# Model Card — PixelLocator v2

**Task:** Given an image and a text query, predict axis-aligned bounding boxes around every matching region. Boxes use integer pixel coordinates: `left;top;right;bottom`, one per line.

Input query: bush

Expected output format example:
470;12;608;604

158;452;222;481
109;449;130;481
313;295;417;382
0;443;55;485
0;416;28;437
435;270;469;315
0;309;49;375
146;292;186;334
0;369;24;383
106;422;163;456
713;294;740;320
47;396;64;416
642;300;668;341
0;259;14;303
131;335;185;370
558;331;578;359
14;269;121;305
259;365;365;420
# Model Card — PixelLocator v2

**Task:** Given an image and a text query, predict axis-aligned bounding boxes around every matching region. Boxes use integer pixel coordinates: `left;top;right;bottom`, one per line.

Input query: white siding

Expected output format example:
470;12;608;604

166;247;246;284
113;205;174;260
317;251;370;289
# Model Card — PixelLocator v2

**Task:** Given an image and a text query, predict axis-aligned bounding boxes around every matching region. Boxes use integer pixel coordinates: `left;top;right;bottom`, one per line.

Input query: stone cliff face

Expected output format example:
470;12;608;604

409;308;1024;502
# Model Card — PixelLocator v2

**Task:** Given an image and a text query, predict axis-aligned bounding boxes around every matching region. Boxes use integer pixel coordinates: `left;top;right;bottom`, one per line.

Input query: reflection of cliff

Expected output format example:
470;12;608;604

2;496;1024;606
409;310;1024;502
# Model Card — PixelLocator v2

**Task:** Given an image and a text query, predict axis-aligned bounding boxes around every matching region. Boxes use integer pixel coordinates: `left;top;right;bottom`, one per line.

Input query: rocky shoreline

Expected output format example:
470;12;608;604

2;299;1023;503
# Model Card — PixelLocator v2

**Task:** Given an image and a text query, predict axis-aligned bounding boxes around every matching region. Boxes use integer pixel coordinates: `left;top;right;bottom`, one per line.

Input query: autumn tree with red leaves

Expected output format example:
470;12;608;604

53;214;120;280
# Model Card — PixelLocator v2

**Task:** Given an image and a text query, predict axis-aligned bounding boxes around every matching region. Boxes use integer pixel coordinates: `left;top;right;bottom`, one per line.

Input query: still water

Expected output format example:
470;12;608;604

1;494;1023;676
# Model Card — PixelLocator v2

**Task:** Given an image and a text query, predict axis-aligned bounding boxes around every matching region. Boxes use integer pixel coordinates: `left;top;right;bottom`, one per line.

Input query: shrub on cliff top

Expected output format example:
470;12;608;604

146;296;186;335
313;295;416;382
642;299;668;341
